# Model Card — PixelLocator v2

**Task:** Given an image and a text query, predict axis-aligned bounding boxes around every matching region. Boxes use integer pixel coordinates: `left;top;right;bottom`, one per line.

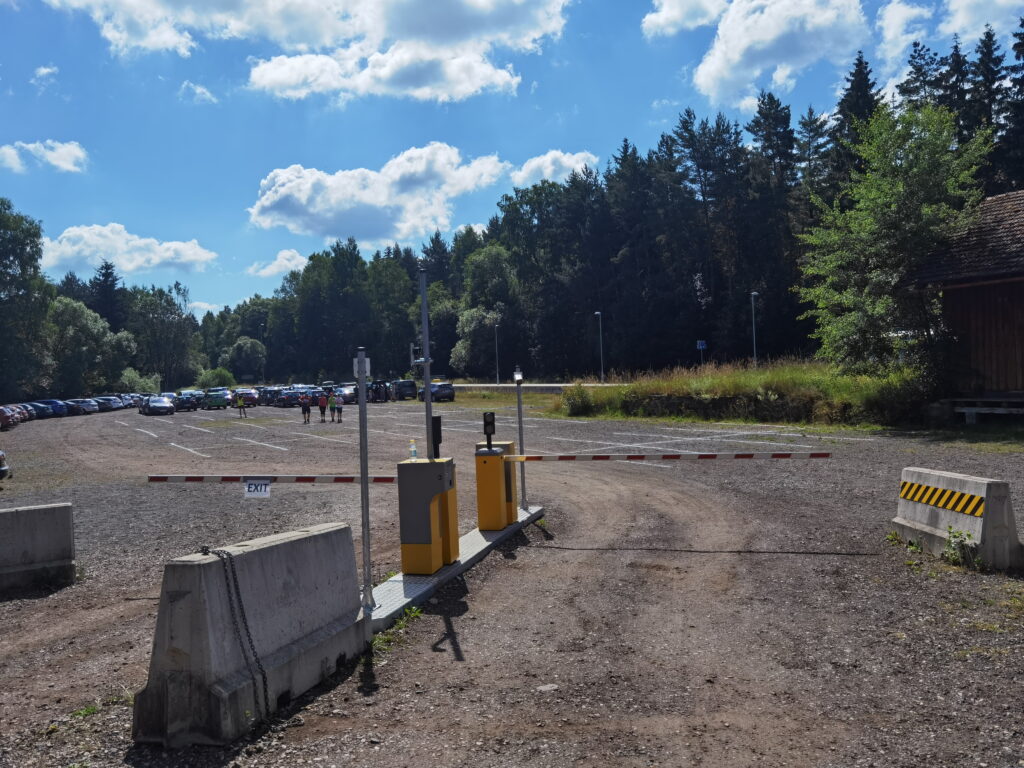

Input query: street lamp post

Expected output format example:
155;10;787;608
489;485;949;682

494;323;500;385
750;291;759;367
594;311;604;383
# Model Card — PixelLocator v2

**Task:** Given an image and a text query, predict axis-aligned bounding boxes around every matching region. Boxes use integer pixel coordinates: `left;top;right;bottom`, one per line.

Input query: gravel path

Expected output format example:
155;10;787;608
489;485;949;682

1;406;1022;766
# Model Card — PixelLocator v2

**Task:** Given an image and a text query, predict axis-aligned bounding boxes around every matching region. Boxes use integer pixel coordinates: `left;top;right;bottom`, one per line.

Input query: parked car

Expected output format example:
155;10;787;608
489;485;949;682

259;386;283;405
66;398;99;414
275;389;302;407
62;400;88;416
418;380;455;402
4;405;28;423
90;397;116;411
202;390;229;410
337;383;358;404
36;399;69;417
25;402;55;418
0;448;9;481
391;379;418;401
175;390;202;411
140;396;175;415
96;395;126;410
0;406;16;431
13;404;36;420
232;388;259;407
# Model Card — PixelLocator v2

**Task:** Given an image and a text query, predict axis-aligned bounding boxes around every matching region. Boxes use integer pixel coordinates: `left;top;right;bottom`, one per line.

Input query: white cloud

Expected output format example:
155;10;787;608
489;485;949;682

0;145;25;173
875;1;932;74
30;64;59;90
510;150;599;187
939;0;1023;39
178;80;218;104
651;98;681;109
692;0;868;108
249;142;508;242
42;223;218;273
642;0;728;37
43;0;570;102
246;248;308;277
189;301;221;314
0;140;88;173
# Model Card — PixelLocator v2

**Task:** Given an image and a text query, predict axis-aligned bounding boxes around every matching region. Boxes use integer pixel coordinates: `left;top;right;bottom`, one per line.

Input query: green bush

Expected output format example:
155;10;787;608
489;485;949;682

195;367;237;390
117;367;160;393
560;382;594;416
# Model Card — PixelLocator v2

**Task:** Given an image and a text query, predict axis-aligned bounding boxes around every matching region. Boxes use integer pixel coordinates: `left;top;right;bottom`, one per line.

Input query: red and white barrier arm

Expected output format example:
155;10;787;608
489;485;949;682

504;452;831;462
148;475;397;483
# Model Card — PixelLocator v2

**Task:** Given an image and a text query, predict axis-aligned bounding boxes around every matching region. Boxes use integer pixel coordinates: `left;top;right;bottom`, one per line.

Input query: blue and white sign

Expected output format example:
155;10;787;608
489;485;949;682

696;340;707;351
244;479;271;498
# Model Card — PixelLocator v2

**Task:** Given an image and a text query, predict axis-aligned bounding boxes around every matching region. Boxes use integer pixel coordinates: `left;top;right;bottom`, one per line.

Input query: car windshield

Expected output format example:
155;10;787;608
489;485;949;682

150;397;172;405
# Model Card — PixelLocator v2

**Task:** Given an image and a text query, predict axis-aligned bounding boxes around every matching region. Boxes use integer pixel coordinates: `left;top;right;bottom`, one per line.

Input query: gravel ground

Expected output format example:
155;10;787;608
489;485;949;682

1;404;1023;767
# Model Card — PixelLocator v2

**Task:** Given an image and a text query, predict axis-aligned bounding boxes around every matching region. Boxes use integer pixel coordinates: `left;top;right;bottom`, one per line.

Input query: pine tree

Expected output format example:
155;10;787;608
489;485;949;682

745;91;797;191
1002;16;1024;188
827;52;881;197
966;25;1008;135
937;36;971;144
87;260;127;331
897;42;940;107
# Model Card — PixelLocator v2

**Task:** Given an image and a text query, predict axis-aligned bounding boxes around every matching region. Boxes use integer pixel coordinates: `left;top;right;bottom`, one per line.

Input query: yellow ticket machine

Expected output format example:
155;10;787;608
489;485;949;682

475;439;518;525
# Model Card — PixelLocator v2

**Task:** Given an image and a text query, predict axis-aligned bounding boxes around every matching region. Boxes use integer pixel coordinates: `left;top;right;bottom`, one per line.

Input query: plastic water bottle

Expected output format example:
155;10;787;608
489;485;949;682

409;439;418;459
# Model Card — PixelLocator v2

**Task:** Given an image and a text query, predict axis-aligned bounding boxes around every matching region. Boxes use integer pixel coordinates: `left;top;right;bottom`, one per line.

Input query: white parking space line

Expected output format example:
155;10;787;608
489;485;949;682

541;436;701;454
180;424;214;433
612;430;748;441
236;422;268;430
367;428;416;439
289;432;353;444
232;437;288;451
191;416;216;421
720;438;815;449
135;428;159;438
115;420;129;426
169;443;211;458
153;418;176;424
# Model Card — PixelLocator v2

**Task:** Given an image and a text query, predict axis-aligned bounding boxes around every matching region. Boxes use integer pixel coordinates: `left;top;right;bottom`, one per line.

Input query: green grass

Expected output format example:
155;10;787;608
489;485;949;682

370;605;423;658
548;360;929;426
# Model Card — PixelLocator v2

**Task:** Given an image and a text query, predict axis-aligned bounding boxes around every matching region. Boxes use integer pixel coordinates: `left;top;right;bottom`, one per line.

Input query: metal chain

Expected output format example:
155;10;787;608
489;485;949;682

205;547;272;722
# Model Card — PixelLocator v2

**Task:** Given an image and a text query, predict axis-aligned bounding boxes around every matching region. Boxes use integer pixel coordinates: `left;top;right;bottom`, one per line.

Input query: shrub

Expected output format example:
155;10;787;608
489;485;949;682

560;382;594;416
195;367;237;390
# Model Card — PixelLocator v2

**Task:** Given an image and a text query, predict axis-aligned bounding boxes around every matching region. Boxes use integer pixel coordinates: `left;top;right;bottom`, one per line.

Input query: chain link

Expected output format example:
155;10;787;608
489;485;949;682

205;547;272;723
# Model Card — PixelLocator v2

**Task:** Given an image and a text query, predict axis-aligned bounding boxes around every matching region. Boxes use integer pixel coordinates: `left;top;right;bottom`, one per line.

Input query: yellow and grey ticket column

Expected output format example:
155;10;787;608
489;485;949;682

475;446;507;530
476;440;518;525
397;458;458;575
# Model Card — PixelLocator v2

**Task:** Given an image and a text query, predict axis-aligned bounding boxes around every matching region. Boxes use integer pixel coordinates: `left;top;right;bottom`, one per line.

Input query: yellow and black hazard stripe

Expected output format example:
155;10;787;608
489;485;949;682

899;481;985;517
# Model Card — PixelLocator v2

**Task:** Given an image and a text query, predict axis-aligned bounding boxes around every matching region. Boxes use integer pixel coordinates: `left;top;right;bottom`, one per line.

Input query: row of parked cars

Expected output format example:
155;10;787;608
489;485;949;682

0;377;458;430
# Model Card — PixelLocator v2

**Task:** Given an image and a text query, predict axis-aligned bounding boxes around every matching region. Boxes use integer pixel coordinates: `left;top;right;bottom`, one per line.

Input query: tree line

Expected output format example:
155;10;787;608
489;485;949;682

2;17;1022;400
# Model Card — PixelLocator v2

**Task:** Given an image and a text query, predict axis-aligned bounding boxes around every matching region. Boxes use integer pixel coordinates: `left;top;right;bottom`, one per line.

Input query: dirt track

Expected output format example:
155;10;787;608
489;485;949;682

1;404;1023;767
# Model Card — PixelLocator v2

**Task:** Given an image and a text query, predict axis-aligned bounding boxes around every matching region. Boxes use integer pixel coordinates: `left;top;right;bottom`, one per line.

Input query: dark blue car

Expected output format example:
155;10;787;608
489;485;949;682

24;402;54;418
37;399;70;416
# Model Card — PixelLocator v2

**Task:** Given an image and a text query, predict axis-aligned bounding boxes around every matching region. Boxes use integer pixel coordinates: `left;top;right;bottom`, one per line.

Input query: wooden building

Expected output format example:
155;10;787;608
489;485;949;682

915;191;1024;394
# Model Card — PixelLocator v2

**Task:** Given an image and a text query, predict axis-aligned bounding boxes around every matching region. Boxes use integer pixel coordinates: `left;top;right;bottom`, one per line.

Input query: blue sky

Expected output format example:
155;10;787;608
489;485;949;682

2;0;1021;314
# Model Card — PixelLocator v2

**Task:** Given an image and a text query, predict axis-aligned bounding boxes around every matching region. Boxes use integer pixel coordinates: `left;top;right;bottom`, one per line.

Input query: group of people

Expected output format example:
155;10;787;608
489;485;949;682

299;392;342;424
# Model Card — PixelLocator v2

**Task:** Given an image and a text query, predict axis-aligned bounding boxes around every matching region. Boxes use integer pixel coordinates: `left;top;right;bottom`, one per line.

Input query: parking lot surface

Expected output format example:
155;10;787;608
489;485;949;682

1;404;1023;766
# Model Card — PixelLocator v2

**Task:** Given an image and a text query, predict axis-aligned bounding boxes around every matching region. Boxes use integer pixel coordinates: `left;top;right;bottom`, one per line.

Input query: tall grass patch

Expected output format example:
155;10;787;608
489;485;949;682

557;361;927;425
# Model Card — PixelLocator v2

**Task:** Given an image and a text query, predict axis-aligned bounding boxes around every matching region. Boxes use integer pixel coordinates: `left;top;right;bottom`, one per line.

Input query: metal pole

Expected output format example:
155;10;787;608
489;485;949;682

419;268;434;459
356;347;374;643
515;369;527;511
750;291;759;368
494;324;500;385
595;311;604;383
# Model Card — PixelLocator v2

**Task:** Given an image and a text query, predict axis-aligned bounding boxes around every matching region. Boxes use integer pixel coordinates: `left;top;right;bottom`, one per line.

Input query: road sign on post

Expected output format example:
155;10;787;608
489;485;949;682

697;340;707;365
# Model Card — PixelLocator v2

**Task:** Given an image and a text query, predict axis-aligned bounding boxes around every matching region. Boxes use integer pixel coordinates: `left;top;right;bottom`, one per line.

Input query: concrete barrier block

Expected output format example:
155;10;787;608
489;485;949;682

133;523;365;748
0;503;75;595
893;467;1023;570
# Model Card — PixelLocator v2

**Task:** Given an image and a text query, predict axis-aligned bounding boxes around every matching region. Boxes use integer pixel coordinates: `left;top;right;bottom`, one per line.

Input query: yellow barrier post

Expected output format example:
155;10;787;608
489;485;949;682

476;440;517;525
475;446;506;530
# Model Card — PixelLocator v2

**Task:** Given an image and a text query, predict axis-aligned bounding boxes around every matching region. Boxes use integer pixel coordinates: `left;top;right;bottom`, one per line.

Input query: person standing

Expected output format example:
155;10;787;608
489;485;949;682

300;393;311;424
235;392;247;418
328;391;337;422
318;392;328;423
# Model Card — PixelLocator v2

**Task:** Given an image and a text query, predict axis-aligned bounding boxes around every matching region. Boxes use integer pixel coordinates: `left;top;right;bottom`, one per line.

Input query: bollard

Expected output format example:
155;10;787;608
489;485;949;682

397;458;458;575
475;446;507;530
476;440;518;525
